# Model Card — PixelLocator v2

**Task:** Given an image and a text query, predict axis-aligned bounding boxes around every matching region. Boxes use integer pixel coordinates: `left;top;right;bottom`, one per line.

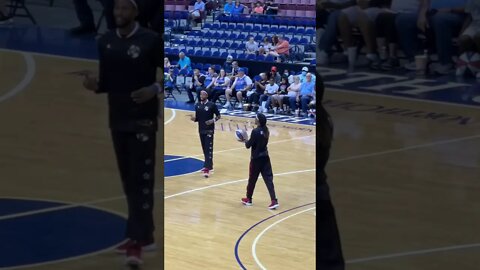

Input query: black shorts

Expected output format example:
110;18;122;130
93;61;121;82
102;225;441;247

232;89;247;98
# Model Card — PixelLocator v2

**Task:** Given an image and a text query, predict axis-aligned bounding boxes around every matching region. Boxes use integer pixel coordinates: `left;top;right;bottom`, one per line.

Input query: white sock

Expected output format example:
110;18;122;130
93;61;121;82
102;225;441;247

347;47;357;67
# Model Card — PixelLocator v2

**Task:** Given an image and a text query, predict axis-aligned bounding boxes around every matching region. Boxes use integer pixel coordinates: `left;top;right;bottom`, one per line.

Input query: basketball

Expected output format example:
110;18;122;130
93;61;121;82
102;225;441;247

457;52;480;76
235;129;248;142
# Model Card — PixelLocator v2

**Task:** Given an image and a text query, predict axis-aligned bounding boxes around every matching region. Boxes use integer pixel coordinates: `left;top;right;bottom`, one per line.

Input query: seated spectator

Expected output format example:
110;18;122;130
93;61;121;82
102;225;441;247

0;0;11;23
286;75;302;115
248;72;268;111
188;0;206;27
272;35;279;46
246;36;259;54
164;68;176;94
298;73;315;117
186;69;206;104
317;0;357;65
259;78;279;113
374;0;422;70
204;66;217;92
268;36;290;62
224;0;235;14
177;52;192;72
259;37;273;55
164;57;171;70
456;0;480;78
299;66;316;83
338;0;387;70
211;69;231;103
271;77;290;114
264;0;279;15
223;68;253;109
232;1;245;15
269;66;282;84
401;0;466;74
228;61;240;77
224;55;234;73
252;1;265;14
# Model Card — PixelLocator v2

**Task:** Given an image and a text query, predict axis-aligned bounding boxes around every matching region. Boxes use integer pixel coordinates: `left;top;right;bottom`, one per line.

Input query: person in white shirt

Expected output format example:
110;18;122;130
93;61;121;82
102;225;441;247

258;78;279;113
246;36;259;54
223;68;253;109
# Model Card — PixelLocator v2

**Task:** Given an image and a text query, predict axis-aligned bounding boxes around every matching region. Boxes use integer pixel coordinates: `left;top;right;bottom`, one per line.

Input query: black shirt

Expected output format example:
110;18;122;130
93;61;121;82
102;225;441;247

194;100;221;134
97;25;162;132
245;127;269;159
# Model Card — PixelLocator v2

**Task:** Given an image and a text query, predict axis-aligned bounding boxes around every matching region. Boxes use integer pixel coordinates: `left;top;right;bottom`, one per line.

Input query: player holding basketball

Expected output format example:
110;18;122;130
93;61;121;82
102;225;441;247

317;73;345;270
80;0;162;266
190;90;221;177
240;113;279;209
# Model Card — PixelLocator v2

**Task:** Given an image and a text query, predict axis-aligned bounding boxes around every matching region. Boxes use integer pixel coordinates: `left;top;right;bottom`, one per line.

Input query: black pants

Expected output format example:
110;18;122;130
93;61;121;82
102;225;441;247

199;131;214;170
187;86;204;102
246;156;276;201
111;130;156;242
375;12;398;45
73;0;115;30
317;105;345;270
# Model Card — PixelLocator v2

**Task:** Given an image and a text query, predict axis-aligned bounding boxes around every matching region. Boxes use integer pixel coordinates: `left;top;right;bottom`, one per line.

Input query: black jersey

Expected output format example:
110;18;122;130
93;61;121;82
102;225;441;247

194;101;220;134
97;25;162;132
245;127;269;159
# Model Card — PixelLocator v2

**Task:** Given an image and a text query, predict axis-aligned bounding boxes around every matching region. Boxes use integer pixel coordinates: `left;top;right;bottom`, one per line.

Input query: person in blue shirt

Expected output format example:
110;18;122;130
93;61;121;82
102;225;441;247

224;0;234;14
299;73;315;117
177;52;192;72
189;0;206;27
232;1;245;15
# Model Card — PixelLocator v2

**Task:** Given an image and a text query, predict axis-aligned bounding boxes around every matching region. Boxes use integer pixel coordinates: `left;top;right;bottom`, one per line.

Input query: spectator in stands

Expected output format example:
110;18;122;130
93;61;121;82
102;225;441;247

204;66;217;93
224;0;235;14
299;73;315;117
186;69;206;104
252;1;265;14
246;36;259;54
284;69;296;84
271;77;289;114
224;55;234;72
317;0;357;65
337;0;386;70
229;61;240;77
164;57;171;70
177;52;192;72
211;69;231;103
164;68;176;94
71;0;115;35
374;0;422;70
414;0;467;74
0;0;10;23
272;35;279;46
189;0;206;27
259;37;273;55
232;1;246;15
299;66;316;83
269;66;282;84
223;68;253;109
264;0;279;15
248;73;268;111
259;78;279;113
456;0;480;78
268;36;290;62
287;75;302;115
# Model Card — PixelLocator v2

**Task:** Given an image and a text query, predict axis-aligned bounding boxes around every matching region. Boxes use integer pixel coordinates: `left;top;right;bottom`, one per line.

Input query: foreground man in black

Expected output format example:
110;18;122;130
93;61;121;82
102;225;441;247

317;73;345;270
81;0;162;266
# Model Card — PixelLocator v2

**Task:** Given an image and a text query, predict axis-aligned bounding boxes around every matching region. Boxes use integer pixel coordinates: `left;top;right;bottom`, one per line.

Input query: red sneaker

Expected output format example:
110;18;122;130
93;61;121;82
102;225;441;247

115;238;157;254
241;197;252;206
200;167;207;173
203;169;210;178
125;243;143;266
268;199;279;210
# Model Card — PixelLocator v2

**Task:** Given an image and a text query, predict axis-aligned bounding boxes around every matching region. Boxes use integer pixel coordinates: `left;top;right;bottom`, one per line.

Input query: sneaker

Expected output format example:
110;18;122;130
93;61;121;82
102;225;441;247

125;243;143;266
222;102;231;109
200;167;207;173
268;199;279;210
381;58;400;71
404;61;417;71
115;239;157;254
203;169;210;178
241;197;252;206
235;102;243;109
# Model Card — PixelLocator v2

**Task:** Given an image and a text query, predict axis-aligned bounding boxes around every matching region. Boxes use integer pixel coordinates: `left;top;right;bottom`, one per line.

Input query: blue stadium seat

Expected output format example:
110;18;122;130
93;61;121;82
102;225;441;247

220;23;228;31
261;26;270;33
220;52;229;59
211;23;220;30
289;37;299;45
204;41;213;48
228;33;238;40
299;38;309;45
204;31;213;39
213;41;222;48
256;54;266;61
223;41;231;48
194;50;203;57
203;51;212;57
203;23;212;29
265;55;275;62
197;40;205;47
165;48;172;54
252;25;261;33
212;32;221;40
235;25;244;32
296;28;305;36
214;64;222;71
226;24;235;32
237;53;247;60
237;34;246;40
310;59;316;65
212;51;221;58
230;53;237;59
254;35;263;42
244;25;253;34
172;48;179;55
246;54;256;60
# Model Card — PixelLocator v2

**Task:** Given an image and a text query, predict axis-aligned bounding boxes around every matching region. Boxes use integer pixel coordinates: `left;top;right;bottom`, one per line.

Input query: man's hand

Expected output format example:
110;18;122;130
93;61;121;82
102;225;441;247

131;86;157;104
190;115;196;122
205;119;215;125
82;72;98;92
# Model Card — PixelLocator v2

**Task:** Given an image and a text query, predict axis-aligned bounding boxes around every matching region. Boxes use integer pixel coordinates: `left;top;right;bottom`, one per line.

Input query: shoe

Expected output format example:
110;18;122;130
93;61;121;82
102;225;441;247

222;103;231;109
200;167;207;173
125;243;143;266
203;169;210;178
115;239;156;254
241;197;252;206
235;102;243;109
268;199;279;210
404;61;417;71
70;25;96;36
381;58;400;71
185;100;195;104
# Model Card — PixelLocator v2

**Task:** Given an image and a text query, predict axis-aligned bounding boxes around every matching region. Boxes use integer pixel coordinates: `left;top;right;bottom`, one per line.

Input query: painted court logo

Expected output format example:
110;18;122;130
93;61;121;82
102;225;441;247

127;45;141;59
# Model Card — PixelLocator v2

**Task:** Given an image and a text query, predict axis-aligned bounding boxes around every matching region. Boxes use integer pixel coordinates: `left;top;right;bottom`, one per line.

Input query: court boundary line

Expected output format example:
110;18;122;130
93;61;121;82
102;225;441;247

0;52;35;103
233;203;316;270
252;207;316;270
164;108;176;125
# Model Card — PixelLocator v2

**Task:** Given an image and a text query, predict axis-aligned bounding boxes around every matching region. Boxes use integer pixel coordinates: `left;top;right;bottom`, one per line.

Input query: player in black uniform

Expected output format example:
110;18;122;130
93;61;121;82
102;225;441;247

240;113;279;210
317;73;345;270
190;90;221;177
80;0;162;266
